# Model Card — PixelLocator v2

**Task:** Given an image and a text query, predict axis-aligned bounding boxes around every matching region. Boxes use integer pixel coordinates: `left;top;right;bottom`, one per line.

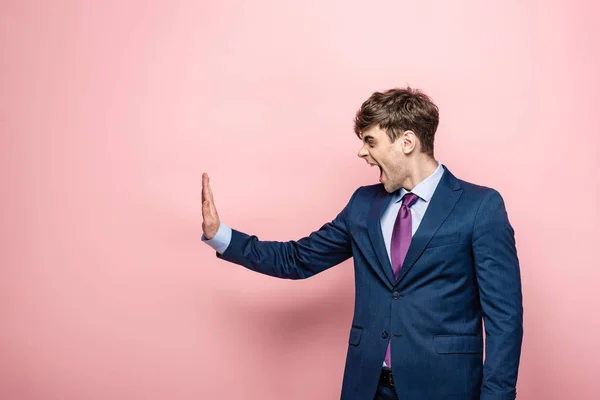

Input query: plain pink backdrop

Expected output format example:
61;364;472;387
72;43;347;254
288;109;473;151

1;1;599;399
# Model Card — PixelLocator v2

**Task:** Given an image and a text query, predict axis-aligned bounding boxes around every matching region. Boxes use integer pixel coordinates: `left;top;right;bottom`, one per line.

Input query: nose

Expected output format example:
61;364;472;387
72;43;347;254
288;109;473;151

357;146;368;159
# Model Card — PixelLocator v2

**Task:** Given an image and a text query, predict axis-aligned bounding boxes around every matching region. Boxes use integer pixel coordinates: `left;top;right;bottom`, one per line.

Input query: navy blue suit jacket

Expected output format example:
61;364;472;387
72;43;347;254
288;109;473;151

216;166;523;399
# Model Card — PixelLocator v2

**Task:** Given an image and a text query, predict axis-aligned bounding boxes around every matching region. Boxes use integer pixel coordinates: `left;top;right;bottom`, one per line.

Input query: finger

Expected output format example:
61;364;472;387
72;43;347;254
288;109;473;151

202;173;209;203
207;177;215;203
203;174;215;203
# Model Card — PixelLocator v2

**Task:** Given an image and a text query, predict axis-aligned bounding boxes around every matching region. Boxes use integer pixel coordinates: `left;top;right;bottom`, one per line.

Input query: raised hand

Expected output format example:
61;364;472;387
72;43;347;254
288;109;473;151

201;173;221;240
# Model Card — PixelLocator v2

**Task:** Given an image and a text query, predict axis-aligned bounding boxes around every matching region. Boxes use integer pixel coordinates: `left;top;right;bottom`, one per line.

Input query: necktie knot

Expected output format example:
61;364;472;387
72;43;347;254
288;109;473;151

402;193;419;208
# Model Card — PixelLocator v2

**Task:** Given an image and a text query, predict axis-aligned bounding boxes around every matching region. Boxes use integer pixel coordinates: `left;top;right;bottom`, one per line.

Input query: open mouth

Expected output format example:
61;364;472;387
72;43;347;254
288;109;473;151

368;162;384;182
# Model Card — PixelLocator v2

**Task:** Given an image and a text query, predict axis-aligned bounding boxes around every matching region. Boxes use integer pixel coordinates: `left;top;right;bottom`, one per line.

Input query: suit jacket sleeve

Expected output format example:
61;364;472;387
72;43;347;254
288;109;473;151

473;189;524;400
215;187;360;279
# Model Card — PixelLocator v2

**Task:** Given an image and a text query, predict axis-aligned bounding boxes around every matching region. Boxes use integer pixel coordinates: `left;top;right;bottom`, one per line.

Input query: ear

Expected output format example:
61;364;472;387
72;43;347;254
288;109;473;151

401;130;418;154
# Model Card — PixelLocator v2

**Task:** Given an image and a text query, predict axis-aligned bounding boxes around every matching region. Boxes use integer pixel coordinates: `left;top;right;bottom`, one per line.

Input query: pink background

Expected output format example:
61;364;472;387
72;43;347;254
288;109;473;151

1;1;599;399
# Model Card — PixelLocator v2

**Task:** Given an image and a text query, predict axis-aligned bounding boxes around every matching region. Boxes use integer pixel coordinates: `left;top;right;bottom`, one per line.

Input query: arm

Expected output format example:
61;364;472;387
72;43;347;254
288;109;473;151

201;172;359;279
472;189;524;400
216;187;359;279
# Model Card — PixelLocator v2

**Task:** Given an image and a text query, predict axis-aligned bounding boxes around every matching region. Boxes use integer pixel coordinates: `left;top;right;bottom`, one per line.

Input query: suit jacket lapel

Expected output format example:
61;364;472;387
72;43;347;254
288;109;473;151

367;189;396;289
395;166;463;286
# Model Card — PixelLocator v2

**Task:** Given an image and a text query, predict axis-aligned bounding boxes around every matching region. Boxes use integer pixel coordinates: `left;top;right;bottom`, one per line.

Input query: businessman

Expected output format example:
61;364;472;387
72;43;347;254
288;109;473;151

201;87;523;399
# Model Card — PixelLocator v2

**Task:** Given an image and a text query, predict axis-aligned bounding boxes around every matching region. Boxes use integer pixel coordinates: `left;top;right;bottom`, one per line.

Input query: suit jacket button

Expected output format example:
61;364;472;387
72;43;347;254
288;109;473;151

382;331;389;339
392;291;400;299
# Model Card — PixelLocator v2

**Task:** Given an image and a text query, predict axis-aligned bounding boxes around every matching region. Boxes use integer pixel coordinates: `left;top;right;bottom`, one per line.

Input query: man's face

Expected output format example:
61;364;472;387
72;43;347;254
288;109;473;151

357;125;409;193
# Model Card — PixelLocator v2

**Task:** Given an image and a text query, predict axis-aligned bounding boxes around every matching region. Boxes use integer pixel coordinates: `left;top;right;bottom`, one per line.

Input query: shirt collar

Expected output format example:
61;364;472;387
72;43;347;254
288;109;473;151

396;161;445;203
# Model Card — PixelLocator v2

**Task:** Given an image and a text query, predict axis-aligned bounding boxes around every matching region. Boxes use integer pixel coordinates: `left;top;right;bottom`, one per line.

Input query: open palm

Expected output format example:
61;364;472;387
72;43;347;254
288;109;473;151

201;173;220;239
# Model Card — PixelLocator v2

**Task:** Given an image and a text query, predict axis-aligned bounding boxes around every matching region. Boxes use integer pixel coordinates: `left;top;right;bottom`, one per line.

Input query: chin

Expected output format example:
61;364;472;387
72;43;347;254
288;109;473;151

383;179;402;193
382;182;396;193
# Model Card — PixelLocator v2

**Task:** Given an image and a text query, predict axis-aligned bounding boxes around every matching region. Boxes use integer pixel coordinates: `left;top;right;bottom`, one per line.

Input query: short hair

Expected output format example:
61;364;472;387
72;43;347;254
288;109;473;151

354;87;439;156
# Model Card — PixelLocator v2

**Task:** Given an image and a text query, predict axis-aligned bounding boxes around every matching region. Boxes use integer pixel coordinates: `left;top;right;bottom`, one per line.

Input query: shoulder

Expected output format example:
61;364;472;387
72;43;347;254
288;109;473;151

351;183;388;201
340;184;387;214
445;168;506;211
453;177;508;219
457;178;501;198
436;165;501;202
356;183;385;195
447;167;503;201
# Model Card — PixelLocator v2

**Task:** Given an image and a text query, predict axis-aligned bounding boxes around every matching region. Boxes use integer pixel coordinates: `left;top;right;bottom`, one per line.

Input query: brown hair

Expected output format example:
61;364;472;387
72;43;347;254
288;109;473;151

354;87;439;156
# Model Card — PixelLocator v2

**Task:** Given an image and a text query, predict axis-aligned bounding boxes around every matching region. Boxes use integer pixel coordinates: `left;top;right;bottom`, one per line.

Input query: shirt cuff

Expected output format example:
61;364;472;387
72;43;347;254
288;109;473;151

201;223;232;255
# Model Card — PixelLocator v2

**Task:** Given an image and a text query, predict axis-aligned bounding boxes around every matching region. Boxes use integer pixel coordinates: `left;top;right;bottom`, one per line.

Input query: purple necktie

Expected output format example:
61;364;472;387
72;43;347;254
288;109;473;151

384;192;419;368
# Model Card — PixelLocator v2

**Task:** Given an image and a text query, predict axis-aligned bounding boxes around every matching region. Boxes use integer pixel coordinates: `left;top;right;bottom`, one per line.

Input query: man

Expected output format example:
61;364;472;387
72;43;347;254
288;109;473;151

201;87;523;400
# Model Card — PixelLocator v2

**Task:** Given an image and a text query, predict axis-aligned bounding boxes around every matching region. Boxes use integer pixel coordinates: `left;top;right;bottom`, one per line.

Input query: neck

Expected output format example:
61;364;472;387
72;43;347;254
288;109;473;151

402;155;438;191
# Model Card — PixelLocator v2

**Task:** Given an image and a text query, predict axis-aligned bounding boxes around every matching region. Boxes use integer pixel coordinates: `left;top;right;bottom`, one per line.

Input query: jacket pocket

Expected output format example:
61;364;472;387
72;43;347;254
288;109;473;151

349;326;363;346
426;232;461;249
433;334;481;354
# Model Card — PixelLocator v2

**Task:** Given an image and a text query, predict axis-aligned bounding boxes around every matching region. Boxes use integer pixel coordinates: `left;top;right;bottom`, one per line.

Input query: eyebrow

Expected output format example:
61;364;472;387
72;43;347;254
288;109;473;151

363;135;376;141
